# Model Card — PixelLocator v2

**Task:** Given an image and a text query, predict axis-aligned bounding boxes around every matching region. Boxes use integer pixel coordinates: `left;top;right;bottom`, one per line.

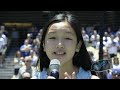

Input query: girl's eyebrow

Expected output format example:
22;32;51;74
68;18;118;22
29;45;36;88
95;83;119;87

48;31;74;35
48;29;56;33
48;27;74;35
65;31;74;35
48;31;56;34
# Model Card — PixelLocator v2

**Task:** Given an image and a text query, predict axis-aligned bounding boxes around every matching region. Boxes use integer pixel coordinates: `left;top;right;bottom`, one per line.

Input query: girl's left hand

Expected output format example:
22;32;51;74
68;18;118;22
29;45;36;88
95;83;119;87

64;72;76;79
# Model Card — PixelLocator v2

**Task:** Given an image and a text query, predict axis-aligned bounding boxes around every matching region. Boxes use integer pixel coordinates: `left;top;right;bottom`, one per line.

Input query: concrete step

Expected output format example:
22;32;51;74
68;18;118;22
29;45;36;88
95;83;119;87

0;74;13;76
0;69;14;71
0;76;13;79
4;60;14;63
0;75;13;78
1;64;14;67
0;57;14;79
4;63;14;66
0;74;14;76
0;46;19;79
3;68;14;70
4;59;13;62
1;67;14;70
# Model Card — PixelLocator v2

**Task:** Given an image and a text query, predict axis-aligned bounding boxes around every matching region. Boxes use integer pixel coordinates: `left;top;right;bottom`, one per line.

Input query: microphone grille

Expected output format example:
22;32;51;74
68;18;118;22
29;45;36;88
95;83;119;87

50;59;61;65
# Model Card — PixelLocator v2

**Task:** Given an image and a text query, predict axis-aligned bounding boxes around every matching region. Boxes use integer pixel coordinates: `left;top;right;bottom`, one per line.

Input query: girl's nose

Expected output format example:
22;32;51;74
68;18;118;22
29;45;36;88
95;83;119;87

56;41;64;49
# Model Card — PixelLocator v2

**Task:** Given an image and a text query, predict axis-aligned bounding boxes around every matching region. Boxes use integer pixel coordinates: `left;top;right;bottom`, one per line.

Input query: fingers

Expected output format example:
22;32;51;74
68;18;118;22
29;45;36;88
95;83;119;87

64;77;68;79
64;72;76;79
71;72;76;79
64;72;71;79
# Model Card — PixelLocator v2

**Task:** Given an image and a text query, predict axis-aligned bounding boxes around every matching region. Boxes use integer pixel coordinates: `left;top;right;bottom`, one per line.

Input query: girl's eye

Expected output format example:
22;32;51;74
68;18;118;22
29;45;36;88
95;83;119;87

65;38;72;40
49;37;56;39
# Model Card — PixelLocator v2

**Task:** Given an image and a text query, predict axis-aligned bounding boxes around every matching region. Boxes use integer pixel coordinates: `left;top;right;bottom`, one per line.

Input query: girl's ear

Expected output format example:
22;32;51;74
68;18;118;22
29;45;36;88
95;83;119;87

75;41;82;52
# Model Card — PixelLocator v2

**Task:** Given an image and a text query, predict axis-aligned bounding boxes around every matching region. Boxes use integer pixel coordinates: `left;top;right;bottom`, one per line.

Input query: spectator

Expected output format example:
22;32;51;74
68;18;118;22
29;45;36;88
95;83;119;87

21;72;31;79
0;30;6;68
29;50;38;67
18;56;36;79
90;30;100;48
103;32;112;48
82;30;89;47
0;25;8;37
32;39;40;56
26;33;33;44
20;39;32;57
107;41;118;58
13;51;23;76
112;56;120;69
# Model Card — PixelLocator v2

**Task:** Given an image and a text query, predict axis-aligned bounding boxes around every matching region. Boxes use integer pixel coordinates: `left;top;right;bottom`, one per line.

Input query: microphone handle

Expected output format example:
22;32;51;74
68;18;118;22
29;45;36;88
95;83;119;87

50;71;59;79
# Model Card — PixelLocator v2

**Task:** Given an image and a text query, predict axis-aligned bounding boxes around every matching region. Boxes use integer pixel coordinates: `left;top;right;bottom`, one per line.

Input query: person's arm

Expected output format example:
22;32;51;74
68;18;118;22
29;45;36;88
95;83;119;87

14;58;18;64
20;45;26;52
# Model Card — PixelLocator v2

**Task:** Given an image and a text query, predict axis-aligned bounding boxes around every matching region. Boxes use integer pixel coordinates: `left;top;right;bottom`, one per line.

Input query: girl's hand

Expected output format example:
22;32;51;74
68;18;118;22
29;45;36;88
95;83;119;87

64;72;76;79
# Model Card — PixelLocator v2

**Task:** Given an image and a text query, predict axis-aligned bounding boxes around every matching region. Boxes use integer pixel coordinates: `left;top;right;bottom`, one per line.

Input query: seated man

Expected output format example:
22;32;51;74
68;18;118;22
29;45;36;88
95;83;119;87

18;56;36;79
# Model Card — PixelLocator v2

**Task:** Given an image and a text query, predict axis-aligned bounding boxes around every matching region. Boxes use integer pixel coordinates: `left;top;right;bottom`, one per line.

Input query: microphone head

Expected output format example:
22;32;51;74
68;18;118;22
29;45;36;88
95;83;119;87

49;59;61;79
50;59;61;65
49;59;61;72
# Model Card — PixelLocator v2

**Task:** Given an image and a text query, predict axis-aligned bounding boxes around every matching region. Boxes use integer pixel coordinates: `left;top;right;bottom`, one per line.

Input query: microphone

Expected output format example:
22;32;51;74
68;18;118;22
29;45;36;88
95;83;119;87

49;59;61;79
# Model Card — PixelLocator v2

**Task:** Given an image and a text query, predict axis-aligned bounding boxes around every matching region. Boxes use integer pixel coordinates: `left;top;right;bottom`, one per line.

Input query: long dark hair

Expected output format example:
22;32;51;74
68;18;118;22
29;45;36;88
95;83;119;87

38;12;92;71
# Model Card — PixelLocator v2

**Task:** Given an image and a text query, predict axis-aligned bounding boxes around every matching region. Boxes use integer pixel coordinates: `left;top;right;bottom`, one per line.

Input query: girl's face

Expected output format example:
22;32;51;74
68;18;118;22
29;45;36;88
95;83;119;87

44;21;80;65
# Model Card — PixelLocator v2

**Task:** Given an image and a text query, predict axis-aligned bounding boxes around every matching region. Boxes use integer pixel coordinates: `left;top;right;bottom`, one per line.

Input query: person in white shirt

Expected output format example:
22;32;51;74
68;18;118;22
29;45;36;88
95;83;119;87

0;30;6;67
90;30;100;48
82;30;89;47
114;32;120;52
103;32;112;48
13;51;23;75
107;42;118;58
18;56;36;79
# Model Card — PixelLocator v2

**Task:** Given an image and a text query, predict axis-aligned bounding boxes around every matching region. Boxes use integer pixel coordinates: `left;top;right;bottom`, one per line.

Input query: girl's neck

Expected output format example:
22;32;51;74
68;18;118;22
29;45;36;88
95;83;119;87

59;60;78;79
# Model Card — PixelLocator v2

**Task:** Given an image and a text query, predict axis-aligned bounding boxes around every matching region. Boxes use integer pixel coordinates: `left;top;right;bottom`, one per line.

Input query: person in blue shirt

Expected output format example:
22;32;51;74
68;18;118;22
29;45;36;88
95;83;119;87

34;12;99;79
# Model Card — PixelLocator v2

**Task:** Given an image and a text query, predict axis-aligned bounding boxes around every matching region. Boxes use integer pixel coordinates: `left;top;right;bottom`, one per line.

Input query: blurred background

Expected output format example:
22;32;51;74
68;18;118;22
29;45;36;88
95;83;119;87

0;11;120;79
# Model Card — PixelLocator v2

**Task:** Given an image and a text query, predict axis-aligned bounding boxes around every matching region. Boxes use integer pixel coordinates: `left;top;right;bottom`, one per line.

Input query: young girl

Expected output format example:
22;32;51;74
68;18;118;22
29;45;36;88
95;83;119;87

34;12;99;79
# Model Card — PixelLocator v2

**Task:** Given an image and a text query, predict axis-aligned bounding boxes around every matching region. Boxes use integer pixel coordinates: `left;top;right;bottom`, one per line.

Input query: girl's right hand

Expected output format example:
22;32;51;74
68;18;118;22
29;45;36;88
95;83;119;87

64;72;76;79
